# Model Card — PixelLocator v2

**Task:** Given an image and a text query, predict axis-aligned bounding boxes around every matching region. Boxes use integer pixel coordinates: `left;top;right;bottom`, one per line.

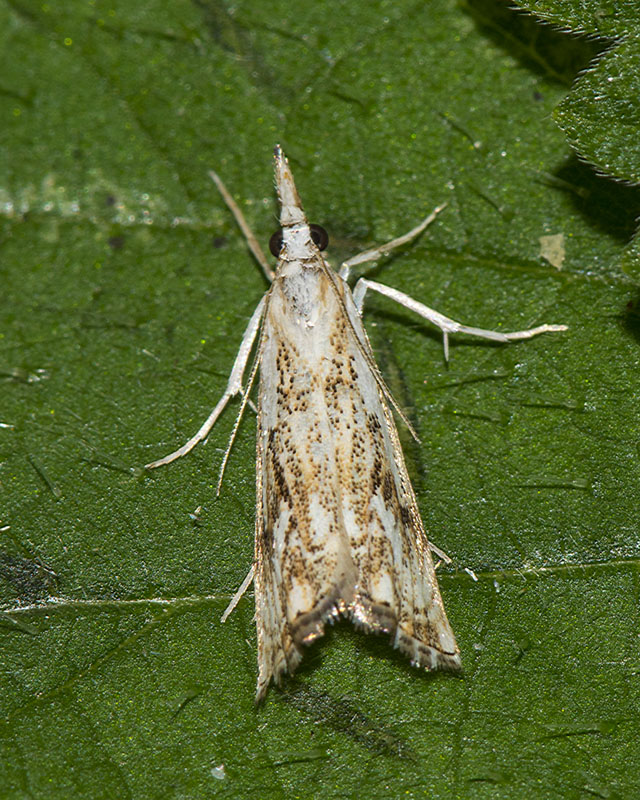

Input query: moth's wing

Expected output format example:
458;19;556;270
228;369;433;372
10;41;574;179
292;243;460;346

337;280;461;672
355;397;461;670
253;281;358;701
253;423;296;702
252;270;459;701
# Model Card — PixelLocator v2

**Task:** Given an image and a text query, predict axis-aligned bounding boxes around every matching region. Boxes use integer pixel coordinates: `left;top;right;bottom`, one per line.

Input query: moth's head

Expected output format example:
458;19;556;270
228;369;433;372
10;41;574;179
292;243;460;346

271;145;328;262
274;144;306;227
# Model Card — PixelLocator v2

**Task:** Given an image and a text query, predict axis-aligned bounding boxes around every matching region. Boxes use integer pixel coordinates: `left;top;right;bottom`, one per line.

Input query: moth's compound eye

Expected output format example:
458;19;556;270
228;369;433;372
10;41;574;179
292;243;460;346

269;230;283;257
310;224;329;251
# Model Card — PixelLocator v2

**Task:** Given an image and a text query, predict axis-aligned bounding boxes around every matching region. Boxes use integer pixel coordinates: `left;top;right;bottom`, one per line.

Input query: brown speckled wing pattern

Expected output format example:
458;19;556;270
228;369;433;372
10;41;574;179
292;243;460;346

253;263;460;701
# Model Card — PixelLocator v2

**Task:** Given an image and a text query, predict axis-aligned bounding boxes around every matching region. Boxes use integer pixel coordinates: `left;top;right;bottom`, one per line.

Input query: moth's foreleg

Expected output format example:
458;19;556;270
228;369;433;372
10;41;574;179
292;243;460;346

145;296;266;469
352;278;567;362
338;204;447;282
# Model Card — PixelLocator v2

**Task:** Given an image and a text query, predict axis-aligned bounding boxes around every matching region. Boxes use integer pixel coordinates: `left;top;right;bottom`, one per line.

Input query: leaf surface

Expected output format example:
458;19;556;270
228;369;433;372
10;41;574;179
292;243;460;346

2;1;639;798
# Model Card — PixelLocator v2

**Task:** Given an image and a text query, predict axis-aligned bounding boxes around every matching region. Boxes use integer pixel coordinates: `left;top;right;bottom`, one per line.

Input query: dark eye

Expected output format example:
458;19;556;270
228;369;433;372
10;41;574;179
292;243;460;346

269;230;283;257
268;224;329;257
310;224;329;251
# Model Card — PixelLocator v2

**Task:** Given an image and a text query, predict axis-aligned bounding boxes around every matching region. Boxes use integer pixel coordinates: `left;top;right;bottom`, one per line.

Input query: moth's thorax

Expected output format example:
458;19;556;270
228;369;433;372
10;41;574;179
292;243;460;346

272;262;334;328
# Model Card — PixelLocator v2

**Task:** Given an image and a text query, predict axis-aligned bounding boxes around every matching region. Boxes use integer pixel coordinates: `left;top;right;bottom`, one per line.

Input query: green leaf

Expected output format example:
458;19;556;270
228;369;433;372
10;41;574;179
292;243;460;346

511;0;640;277
2;1;640;798
508;0;637;37
555;38;640;184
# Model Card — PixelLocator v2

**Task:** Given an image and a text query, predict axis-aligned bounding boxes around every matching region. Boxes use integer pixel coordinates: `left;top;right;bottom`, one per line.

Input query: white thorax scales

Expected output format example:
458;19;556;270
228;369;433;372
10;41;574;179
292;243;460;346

146;145;567;701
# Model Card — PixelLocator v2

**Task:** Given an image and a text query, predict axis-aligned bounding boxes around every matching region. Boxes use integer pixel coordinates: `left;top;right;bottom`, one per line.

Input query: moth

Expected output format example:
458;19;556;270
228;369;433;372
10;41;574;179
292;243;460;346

146;146;566;700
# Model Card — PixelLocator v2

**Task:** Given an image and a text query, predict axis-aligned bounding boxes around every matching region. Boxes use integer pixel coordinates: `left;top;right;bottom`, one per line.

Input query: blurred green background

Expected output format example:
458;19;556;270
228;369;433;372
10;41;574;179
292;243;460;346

2;1;640;797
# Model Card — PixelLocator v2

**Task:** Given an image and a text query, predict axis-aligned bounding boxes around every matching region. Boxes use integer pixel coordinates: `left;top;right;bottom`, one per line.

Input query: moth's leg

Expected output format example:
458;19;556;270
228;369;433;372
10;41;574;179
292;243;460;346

220;564;256;623
430;541;452;564
215;333;262;495
209;170;275;283
338;204;447;282
145;296;266;468
352;279;567;361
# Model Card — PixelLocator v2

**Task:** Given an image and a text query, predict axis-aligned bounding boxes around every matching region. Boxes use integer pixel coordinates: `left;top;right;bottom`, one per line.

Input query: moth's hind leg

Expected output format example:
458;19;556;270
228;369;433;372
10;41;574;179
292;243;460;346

220;564;256;623
352;278;567;362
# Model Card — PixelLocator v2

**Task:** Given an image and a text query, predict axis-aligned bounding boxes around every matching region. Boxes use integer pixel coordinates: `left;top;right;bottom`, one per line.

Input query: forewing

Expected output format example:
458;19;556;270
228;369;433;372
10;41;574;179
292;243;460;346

330;277;460;671
253;272;358;700
253;266;459;700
